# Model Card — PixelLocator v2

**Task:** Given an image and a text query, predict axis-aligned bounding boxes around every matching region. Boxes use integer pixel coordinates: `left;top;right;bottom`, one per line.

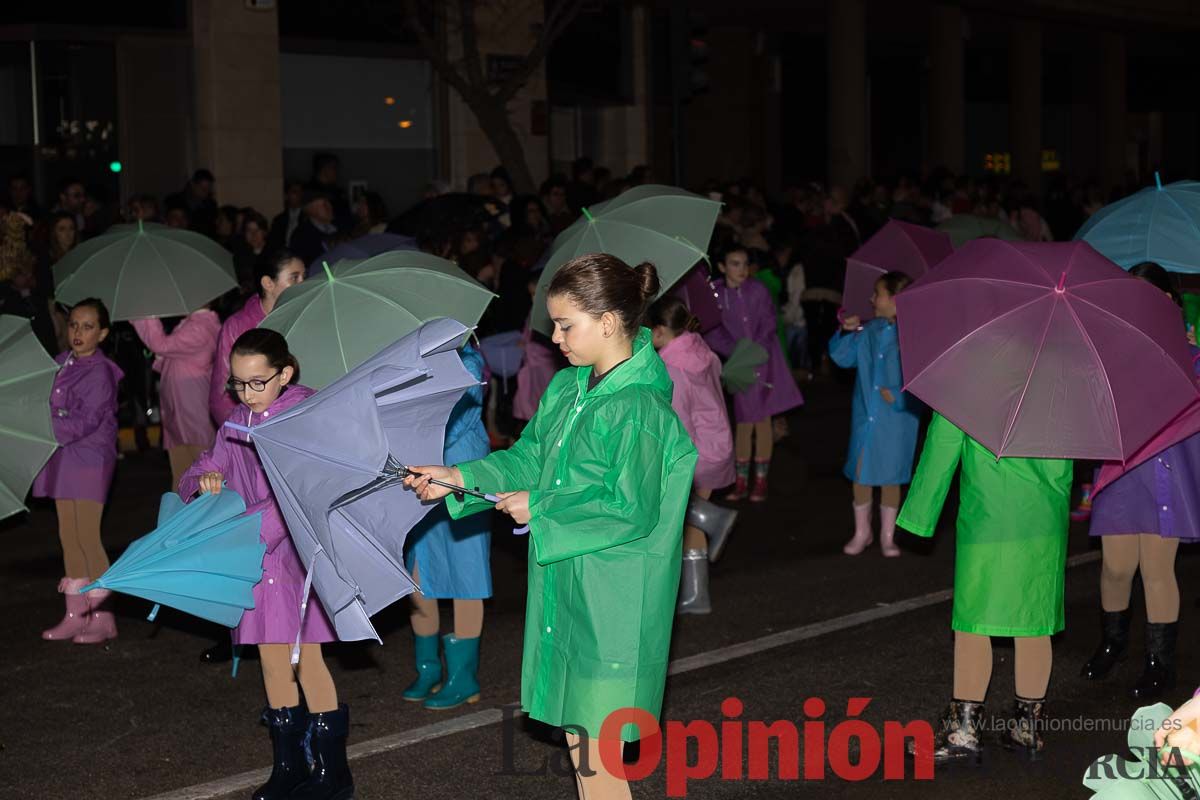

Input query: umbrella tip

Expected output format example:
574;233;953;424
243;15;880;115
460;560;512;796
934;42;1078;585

1155;171;1163;190
1055;272;1066;293
137;219;144;233
322;261;335;282
582;207;594;222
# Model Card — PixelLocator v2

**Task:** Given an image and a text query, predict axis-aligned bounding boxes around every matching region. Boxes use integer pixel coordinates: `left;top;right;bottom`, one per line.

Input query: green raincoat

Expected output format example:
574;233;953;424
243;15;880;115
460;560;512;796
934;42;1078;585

448;328;698;740
897;413;1072;637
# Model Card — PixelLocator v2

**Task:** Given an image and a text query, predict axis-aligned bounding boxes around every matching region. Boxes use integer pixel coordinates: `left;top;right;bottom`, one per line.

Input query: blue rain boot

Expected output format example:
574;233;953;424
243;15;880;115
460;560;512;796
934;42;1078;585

290;704;354;800
424;634;480;710
402;633;443;702
251;704;310;800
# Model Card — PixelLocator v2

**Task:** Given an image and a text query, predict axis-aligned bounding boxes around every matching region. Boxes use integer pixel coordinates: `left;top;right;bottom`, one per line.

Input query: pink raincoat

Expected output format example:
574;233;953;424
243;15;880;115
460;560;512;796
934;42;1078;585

209;295;266;425
179;385;336;646
33;351;124;504
132;310;220;450
513;320;564;421
659;331;736;491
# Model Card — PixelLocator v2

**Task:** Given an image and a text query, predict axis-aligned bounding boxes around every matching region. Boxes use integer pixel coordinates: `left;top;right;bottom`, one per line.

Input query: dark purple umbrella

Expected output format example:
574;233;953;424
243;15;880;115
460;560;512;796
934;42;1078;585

306;233;418;277
842;220;952;321
671;263;722;332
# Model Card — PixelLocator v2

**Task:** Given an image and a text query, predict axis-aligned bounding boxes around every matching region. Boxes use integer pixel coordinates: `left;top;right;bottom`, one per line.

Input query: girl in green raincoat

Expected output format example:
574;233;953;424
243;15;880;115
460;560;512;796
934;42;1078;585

407;254;698;799
898;412;1072;764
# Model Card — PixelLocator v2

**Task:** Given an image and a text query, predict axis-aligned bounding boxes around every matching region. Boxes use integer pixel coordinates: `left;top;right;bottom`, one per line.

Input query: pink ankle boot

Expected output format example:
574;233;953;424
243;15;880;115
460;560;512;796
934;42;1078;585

880;505;901;557
73;587;118;645
43;578;91;641
843;503;874;555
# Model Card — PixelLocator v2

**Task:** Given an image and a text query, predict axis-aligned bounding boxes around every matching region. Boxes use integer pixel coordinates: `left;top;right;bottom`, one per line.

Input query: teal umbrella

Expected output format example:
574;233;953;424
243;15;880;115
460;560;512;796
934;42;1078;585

532;184;720;334
0;316;58;520
81;490;266;627
936;214;1025;249
720;338;768;394
259;251;495;389
53;220;236;320
1082;703;1200;799
1077;174;1200;273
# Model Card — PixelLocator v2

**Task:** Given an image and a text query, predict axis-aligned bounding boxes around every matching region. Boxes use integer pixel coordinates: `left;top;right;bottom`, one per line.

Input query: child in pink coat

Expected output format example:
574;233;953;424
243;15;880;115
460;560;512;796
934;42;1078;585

131;307;221;486
651;296;737;615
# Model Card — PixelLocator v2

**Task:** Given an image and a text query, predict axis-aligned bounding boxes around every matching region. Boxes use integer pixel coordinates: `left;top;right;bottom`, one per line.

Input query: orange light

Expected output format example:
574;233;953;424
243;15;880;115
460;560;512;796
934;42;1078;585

398;120;413;129
384;96;396;105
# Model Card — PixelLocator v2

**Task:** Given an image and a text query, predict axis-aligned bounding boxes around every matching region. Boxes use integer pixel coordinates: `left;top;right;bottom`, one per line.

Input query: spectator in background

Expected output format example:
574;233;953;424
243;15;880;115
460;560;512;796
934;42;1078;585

467;173;492;197
34;211;77;296
628;164;654;186
233;210;270;293
8;173;42;221
164;204;190;230
126;194;159;223
268;179;304;252
54;177;87;235
165;169;217;235
351;191;388;237
289;189;339;266
491;167;515;209
1;214;58;355
566;157;599;212
308;152;353;232
540;175;573;234
214;205;239;250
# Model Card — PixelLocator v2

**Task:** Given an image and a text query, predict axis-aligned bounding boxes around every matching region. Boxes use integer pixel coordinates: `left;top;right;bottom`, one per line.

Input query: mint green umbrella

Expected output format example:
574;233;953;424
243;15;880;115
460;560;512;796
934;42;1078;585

1082;703;1200;798
532;184;720;334
0;317;58;520
259;251;495;389
720;338;768;394
936;214;1025;249
53;221;236;320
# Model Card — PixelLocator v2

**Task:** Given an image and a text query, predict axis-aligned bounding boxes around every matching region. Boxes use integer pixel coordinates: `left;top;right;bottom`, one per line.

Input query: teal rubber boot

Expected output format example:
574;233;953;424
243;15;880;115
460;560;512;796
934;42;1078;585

424;634;480;710
402;633;443;702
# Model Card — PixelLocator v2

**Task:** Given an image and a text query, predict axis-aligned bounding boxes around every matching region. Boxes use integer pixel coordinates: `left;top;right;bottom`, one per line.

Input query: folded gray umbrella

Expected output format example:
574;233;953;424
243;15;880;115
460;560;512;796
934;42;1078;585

226;317;478;647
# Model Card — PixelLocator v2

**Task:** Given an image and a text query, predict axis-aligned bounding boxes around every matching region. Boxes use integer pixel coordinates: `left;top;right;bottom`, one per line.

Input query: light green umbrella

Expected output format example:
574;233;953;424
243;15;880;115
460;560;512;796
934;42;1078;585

53;220;236;320
936;214;1025;249
0;316;59;520
720;338;768;394
531;184;721;334
259;251;496;389
1082;703;1200;799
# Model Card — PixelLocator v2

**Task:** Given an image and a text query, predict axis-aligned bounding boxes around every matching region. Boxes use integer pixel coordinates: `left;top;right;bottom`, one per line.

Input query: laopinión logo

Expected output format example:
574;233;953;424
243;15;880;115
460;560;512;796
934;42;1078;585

498;697;936;797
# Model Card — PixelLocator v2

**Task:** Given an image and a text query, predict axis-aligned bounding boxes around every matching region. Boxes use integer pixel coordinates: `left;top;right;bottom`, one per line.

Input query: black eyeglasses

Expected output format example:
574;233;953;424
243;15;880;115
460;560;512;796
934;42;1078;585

227;370;282;394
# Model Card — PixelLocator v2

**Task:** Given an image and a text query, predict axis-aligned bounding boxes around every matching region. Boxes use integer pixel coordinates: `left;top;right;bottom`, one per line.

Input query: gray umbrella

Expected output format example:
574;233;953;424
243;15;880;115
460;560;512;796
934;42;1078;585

226;317;478;647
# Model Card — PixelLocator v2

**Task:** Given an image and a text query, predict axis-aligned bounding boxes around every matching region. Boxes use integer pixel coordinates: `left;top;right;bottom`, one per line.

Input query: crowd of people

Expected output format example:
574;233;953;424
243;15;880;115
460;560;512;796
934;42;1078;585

5;151;1199;798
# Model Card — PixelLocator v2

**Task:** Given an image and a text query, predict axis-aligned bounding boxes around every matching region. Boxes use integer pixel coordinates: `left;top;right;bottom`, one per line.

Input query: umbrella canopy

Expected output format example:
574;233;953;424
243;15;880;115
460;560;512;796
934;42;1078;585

935;214;1025;249
232;317;479;644
721;338;768;393
1077;176;1200;273
1094;390;1200;494
260;250;495;389
531;184;720;334
842;220;953;320
479;330;523;381
305;233;418;278
81;490;265;627
0;317;58;520
53;221;236;320
671;263;723;332
896;239;1199;460
1082;703;1200;799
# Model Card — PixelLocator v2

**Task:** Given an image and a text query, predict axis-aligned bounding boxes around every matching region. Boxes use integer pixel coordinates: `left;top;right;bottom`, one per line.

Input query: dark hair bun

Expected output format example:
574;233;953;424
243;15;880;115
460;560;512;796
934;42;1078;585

634;261;660;302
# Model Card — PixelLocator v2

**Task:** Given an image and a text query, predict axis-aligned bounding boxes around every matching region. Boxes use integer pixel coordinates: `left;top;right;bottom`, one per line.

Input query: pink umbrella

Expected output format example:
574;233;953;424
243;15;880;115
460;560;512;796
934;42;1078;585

1095;382;1200;493
896;239;1199;460
842;220;953;321
671;262;722;332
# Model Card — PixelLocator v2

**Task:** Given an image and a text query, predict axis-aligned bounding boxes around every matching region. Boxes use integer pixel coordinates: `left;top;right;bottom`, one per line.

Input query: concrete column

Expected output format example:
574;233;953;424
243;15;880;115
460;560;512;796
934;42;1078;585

191;0;283;216
1008;18;1042;190
827;0;867;189
1097;31;1127;191
595;5;651;177
928;3;964;173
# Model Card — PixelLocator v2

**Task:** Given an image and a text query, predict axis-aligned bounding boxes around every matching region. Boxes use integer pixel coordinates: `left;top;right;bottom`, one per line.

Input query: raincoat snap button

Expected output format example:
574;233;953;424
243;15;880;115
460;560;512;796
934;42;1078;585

555;479;561;485
545;626;552;633
1163;505;1169;511
268;578;274;585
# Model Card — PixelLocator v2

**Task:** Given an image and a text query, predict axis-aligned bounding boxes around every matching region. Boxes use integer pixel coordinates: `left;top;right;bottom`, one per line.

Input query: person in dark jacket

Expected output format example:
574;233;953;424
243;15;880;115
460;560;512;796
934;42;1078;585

288;190;340;267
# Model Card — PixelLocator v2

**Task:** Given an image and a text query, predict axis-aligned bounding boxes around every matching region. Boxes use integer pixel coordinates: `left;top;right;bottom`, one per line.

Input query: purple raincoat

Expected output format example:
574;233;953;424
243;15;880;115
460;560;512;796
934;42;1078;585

33;351;124;504
132;310;220;450
659;331;736;490
179;385;336;646
208;296;265;426
704;278;804;423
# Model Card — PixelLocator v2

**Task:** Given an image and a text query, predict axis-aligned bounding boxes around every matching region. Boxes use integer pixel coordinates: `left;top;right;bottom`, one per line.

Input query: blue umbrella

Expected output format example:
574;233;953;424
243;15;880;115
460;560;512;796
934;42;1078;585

225;317;480;654
306;233;418;278
1076;174;1200;273
80;490;266;627
479;330;523;393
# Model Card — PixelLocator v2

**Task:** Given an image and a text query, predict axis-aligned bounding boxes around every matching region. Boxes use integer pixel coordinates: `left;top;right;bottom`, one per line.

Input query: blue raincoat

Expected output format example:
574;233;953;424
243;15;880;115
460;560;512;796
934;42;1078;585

828;318;922;486
404;346;492;599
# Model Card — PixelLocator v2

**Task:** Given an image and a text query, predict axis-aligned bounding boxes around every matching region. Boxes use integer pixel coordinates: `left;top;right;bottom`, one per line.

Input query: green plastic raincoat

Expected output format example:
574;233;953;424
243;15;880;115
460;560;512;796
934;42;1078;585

448;328;698;740
897;413;1072;637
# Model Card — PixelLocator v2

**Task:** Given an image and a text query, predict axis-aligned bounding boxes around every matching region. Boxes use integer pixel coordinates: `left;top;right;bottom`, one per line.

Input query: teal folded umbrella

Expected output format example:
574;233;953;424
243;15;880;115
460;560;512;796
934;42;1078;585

1083;704;1200;799
81;490;266;627
721;338;768;394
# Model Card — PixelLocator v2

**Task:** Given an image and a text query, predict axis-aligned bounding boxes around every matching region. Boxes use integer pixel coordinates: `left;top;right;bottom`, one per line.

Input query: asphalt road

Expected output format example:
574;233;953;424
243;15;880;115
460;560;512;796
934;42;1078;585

2;374;1196;799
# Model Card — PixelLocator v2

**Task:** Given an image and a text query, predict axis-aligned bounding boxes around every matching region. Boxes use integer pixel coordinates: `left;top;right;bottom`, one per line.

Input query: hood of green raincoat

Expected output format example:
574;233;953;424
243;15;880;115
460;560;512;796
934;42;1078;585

573;327;673;401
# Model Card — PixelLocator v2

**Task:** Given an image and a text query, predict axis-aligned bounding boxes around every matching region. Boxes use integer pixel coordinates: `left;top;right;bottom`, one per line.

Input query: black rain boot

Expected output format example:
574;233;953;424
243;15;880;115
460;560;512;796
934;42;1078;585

908;699;985;765
291;704;354;800
1131;621;1178;700
1000;695;1045;761
251;705;310;800
1080;608;1131;680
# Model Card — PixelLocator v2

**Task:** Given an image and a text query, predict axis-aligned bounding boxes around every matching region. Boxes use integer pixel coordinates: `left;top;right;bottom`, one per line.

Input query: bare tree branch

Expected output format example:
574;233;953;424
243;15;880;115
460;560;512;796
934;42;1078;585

458;0;488;89
495;0;586;103
402;0;478;103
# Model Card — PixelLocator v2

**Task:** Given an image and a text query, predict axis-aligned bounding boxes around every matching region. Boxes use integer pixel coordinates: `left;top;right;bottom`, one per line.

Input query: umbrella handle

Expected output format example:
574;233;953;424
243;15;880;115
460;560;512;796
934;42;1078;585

483;493;530;534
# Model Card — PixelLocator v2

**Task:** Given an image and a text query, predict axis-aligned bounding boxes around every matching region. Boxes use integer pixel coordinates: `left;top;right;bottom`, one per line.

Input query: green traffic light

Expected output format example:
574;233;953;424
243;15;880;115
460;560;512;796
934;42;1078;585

109;161;122;173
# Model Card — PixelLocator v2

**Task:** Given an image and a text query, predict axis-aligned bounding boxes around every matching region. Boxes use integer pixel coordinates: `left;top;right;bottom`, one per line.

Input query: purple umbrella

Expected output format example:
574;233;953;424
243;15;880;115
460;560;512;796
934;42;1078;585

306;233;418;277
842;220;952;321
896;239;1199;460
226;318;478;647
671;263;722;332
